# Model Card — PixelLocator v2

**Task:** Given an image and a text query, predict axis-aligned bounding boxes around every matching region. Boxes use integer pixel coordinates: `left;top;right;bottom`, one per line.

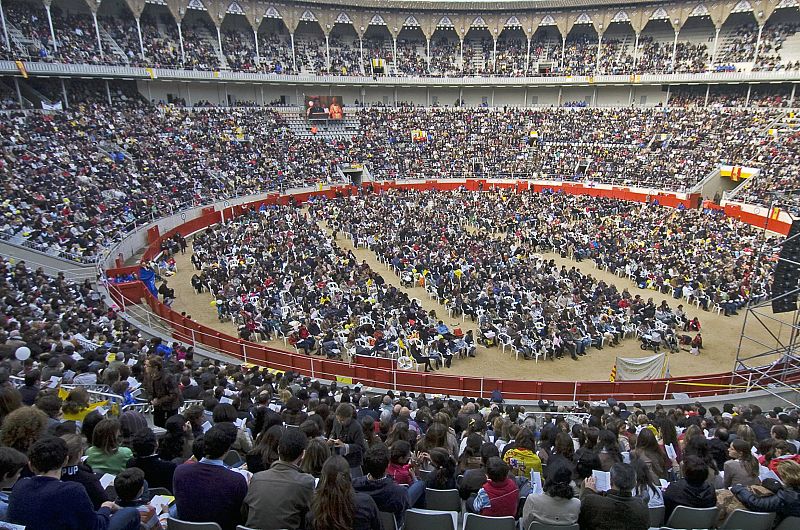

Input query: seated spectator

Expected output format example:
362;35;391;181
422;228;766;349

244;427;315;529
85;418;134;475
0;406;48;455
61;434;108;510
387;440;415;485
631;457;664;508
113;468;165;530
0;447;27;520
724;439;761;488
309;455;381;530
246;424;283;474
302;438;330;479
19;370;41;406
663;455;717;521
522;461;581;527
578;462;648;530
503;427;543;477
425;447;458;490
469;457;519;517
173;425;247;530
126;428;176;491
157;414;193;463
7;436;139;530
732;459;800;522
353;444;422;523
459;442;500;500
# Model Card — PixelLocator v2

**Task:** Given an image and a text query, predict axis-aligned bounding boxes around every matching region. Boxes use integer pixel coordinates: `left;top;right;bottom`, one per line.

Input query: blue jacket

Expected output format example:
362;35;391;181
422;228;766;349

7;476;111;530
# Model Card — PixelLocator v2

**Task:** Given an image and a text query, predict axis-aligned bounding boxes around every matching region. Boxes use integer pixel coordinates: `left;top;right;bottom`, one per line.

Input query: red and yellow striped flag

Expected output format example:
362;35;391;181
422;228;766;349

770;207;781;220
609;364;617;382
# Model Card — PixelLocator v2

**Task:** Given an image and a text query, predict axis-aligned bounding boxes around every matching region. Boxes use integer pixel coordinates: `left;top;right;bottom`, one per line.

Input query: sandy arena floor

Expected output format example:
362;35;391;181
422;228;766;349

163;218;791;382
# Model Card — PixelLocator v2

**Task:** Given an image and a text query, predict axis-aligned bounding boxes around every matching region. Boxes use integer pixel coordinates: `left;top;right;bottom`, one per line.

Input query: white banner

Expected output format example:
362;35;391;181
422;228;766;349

41;100;63;111
615;353;667;380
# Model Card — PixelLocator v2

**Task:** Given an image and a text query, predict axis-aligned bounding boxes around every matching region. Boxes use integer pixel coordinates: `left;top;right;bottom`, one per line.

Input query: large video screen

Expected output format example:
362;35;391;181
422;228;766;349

304;96;344;120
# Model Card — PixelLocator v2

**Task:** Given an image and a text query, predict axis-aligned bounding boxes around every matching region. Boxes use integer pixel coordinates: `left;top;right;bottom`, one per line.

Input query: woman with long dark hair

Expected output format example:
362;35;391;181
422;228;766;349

632;456;664;508
425;447;458;489
724;439;761;488
310;455;381;530
246;424;283;474
596;429;623;471
521;461;581;528
158;414;193;463
632;428;669;481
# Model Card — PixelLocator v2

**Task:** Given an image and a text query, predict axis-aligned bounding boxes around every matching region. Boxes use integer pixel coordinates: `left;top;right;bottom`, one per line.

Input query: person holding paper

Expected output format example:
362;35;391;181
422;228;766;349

578;463;649;530
521;461;581;528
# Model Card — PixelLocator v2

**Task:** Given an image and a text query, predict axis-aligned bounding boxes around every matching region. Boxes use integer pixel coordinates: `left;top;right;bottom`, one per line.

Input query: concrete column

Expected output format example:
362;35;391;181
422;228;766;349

135;17;145;60
290;32;296;72
752;24;764;65
560;36;566;69
254;29;259;64
45;4;57;54
710;26;721;69
525;37;531;75
60;78;67;107
0;0;10;51
177;22;185;64
632;32;640;69
595;32;603;73
92;11;103;58
671;30;679;72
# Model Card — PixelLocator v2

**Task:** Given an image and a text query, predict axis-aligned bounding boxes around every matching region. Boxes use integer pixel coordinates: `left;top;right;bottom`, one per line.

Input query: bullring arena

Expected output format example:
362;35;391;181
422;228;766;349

6;0;800;528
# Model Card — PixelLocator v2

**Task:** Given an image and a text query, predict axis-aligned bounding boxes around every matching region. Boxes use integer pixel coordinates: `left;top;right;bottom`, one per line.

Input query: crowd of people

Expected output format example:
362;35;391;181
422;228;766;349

2;1;800;76
314;189;775;360
1;265;799;530
3;96;800;264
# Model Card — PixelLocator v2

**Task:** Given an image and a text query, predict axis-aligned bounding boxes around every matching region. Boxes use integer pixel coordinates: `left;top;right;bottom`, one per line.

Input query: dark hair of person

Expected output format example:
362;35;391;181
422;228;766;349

610;463;636;491
683;455;709;484
302;438;331;478
28;436;68;474
390;440;412;465
515;427;537;452
0;446;28;479
361;416;378;448
130;428;157;457
486;456;509;482
731;439;759;478
278;427;308;462
212;403;238;423
0;387;22;424
114;467;145;501
631;456;659;498
363;443;390;478
428;447;456;488
203;425;234;459
91;418;121;455
311;456;355;530
597;429;622;463
543;461;574;500
159;414;190;461
250;424;283;469
554;431;575;460
480;442;500;465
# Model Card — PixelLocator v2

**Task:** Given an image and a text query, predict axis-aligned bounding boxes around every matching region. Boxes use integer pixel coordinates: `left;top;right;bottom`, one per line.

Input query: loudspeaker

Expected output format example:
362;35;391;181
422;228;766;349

772;219;800;313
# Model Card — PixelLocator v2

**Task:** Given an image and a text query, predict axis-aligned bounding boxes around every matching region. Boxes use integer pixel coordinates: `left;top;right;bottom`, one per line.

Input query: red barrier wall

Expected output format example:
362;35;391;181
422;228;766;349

104;181;798;401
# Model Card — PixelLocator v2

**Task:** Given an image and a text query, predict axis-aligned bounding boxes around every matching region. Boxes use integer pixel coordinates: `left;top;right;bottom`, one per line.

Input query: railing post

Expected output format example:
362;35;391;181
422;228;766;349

190;329;195;346
480;377;484;399
572;382;577;402
243;342;248;364
746;371;753;392
393;365;397;392
310;357;315;380
662;380;670;401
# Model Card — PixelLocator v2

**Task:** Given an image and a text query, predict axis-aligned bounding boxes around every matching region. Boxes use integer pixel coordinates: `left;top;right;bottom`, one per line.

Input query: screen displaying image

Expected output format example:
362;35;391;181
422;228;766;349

304;96;344;120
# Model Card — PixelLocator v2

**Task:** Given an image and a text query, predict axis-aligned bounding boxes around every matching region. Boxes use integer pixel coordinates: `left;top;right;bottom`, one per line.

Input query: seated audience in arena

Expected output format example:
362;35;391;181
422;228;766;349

125;428;177;491
522;460;581;527
578;462;649;530
732;459;800;521
85;418;134;475
309;455;382;530
113;467;165;530
469;456;519;517
663;455;718;520
0;447;27;520
353;444;420;522
173;425;247;530
7;436;139;530
244;427;316;529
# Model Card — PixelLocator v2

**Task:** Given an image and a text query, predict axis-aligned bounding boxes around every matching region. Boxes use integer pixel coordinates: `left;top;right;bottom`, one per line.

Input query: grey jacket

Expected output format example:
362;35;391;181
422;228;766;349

244;460;316;529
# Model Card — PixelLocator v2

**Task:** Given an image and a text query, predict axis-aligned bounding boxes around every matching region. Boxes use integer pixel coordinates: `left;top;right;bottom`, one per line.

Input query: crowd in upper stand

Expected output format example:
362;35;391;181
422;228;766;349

3;89;800;261
1;250;799;529
2;1;800;76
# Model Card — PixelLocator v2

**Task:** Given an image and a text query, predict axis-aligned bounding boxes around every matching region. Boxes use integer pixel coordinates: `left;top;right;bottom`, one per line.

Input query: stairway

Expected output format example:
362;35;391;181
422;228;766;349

6;22;36;59
194;25;227;69
99;26;129;64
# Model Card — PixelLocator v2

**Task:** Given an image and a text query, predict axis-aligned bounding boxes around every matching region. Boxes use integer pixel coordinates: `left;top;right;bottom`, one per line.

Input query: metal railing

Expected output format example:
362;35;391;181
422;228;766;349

3;60;800;86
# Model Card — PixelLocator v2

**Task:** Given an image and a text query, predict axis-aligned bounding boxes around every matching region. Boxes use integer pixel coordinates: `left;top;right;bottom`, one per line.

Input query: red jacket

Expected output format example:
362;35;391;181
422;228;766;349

480;478;519;518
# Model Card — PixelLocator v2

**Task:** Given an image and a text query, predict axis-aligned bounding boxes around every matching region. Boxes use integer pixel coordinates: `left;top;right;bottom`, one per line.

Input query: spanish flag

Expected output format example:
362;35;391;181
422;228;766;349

770;207;781;220
609;363;617;382
15;61;28;79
